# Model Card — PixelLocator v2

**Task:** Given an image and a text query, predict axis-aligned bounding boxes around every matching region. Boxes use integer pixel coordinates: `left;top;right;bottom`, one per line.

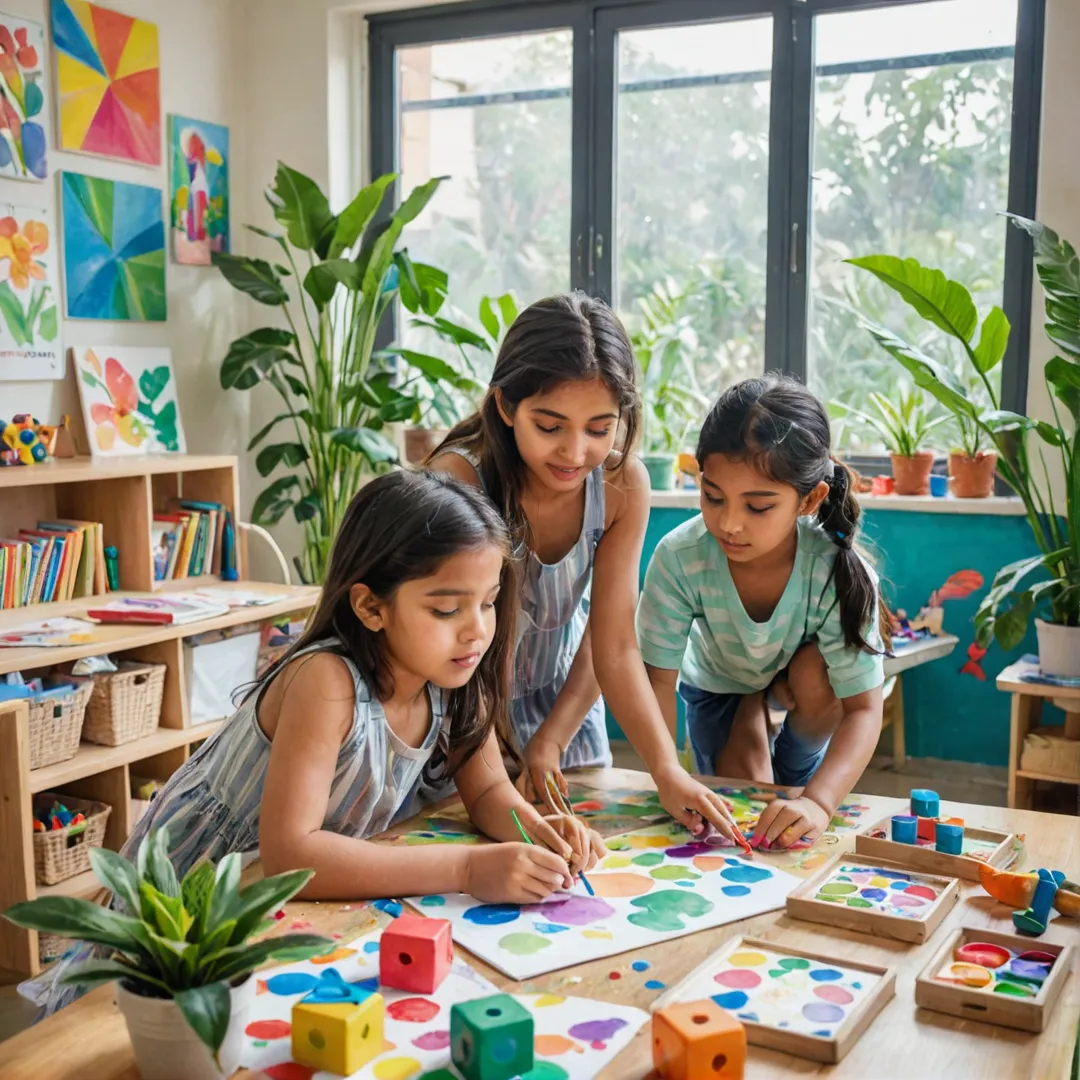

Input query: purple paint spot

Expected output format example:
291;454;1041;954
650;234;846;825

266;972;318;996
802;1003;845;1024
568;1018;628;1042
712;991;749;1010
720;864;773;884
523;895;616;926
463;904;521;926
809;968;843;982
413;1030;451;1051
722;885;751;897
664;841;713;859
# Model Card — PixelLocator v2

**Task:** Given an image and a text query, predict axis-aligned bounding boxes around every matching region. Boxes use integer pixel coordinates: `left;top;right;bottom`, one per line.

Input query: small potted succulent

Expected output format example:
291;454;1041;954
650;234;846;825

3;829;332;1080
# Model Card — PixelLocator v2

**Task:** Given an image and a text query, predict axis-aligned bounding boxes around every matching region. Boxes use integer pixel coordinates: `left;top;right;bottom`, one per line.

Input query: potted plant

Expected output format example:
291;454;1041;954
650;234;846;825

213;165;483;583
3;829;331;1080
833;390;947;495
846;216;1080;676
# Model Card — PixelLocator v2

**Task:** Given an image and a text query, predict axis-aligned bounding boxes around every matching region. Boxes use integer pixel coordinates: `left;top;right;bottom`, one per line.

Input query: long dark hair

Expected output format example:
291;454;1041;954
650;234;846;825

697;374;887;653
430;292;641;545
257;470;520;778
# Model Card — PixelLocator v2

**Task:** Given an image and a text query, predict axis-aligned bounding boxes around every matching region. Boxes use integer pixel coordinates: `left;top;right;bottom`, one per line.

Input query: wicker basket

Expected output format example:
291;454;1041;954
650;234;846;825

27;678;93;771
32;791;111;886
82;662;166;746
38;931;73;966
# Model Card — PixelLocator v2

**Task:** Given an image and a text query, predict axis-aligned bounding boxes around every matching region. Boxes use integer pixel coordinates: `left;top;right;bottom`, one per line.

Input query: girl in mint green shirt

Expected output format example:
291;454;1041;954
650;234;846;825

637;375;886;849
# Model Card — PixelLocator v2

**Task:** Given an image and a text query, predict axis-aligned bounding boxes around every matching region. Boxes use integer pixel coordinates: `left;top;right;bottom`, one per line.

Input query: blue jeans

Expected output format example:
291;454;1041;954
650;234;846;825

679;682;831;788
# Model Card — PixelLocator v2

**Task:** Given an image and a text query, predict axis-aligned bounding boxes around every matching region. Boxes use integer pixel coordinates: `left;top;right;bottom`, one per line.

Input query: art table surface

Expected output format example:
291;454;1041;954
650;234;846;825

2;768;1077;1080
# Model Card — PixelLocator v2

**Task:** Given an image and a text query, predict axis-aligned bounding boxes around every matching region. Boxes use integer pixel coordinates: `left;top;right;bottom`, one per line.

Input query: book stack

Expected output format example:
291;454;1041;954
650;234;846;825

0;520;107;609
86;593;230;626
152;500;236;583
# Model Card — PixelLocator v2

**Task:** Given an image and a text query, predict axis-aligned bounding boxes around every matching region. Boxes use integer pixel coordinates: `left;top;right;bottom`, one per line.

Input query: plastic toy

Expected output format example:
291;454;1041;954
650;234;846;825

653;998;746;1079
1;415;49;464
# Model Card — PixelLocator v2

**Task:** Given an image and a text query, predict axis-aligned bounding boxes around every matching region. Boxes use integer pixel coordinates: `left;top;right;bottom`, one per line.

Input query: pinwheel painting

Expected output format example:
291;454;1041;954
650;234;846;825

0;14;48;180
52;0;160;166
61;171;166;321
168;114;229;264
0;205;61;380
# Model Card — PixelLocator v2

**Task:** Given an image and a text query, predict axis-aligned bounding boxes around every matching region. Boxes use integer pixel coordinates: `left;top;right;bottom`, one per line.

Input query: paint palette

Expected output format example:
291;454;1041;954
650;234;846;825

408;825;801;980
855;813;1018;881
652;936;896;1064
915;927;1073;1033
240;927;647;1079
787;856;960;943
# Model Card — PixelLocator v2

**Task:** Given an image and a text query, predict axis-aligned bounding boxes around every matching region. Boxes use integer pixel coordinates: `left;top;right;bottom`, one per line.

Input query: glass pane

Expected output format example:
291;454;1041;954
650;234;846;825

807;0;1018;453
399;32;573;320
616;18;772;451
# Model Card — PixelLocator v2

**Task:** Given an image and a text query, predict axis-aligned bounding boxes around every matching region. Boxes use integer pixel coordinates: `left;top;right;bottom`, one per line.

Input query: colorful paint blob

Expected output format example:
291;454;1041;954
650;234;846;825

650;865;700;882
499;932;552;956
420;895;446;907
632;960;651;971
936;941;1055;997
264;1065;315;1080
627;889;714;932
265;972;318;996
518;1064;571;1080
463;904;520;926
388;998;441;1023
245;1019;290;1039
811;864;945;920
568;1018;628;1042
372;1056;422;1079
714;968;762;989
411;1030;451;1051
533;1034;580;1057
585;872;654;898
720;864;773;885
524;896;616;926
310;947;357;965
631;852;665;867
645;980;666;990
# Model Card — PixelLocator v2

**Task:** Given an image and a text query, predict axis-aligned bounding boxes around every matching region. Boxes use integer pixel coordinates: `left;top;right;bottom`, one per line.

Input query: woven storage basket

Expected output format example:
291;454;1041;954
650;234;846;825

32;791;111;886
38;931;72;966
27;678;93;770
82;662;166;746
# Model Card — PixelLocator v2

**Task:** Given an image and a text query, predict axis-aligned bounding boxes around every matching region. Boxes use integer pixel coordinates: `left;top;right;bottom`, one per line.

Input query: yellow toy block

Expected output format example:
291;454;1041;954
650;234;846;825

291;991;384;1075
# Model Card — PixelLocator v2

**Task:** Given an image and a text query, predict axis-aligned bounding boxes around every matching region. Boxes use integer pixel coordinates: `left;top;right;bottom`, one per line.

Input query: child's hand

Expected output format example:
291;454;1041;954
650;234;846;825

464;843;570;903
543;814;608;877
655;766;746;851
751;795;830;849
516;735;568;813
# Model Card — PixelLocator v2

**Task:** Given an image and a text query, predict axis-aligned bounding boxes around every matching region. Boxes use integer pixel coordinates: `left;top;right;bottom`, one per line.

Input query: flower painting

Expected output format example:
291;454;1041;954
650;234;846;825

0;13;47;179
168;115;229;264
72;346;186;456
0;204;61;380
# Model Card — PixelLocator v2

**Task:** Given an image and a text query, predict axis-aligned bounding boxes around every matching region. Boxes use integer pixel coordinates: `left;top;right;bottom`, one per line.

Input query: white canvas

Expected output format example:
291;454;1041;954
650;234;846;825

0;203;61;379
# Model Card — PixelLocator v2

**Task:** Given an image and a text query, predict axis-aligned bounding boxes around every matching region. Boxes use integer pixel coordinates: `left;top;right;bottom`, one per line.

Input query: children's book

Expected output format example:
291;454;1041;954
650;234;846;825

86;594;230;626
0;617;99;648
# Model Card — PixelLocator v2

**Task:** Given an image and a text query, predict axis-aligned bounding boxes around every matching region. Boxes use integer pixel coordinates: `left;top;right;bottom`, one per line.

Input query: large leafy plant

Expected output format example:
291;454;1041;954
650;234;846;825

833;389;947;458
847;215;1079;645
214;164;482;583
3;829;331;1059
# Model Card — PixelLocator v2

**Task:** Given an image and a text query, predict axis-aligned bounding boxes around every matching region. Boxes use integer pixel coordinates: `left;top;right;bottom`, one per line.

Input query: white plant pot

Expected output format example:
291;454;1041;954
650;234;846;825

116;974;255;1080
1036;618;1080;680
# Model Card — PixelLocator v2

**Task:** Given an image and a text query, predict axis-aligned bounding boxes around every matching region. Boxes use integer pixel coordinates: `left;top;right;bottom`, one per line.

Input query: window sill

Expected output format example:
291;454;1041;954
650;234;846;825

649;489;1026;516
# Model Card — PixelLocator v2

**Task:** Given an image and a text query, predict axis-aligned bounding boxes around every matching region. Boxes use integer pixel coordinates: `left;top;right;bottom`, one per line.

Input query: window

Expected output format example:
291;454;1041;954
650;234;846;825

370;0;1044;447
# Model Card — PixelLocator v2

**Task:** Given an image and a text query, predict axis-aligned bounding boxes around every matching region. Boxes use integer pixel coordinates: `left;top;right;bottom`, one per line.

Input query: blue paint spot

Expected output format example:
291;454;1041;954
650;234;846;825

632;960;651;972
645;980;665;990
533;922;570;934
720;864;773;884
779;1021;789;1028
890;880;910;890
420;895;446;907
354;977;379;993
724;858;741;866
737;1012;759;1022
851;981;862;990
859;888;887;901
266;972;318;996
362;941;380;954
676;880;694;887
463;904;520;926
814;1030;833;1037
722;885;751;897
712;991;749;1010
809;968;844;982
374;899;403;917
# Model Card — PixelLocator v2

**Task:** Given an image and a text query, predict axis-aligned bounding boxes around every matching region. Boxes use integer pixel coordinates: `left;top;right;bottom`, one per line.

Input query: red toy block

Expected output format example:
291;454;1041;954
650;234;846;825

917;816;937;842
379;914;453;993
653;999;746;1079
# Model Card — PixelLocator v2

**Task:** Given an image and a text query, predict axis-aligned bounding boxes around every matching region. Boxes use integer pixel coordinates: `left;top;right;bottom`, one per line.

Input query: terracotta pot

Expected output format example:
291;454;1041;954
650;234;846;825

890;451;934;496
404;426;449;465
949;450;998;498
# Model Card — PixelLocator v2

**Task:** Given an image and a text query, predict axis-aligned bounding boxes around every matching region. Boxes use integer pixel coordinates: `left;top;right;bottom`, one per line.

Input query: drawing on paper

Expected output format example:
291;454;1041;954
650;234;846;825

0;203;60;380
0;12;47;179
168;114;228;264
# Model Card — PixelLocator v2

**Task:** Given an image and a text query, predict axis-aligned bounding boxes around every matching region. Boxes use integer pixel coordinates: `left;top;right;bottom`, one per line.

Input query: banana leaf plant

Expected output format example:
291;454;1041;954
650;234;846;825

213;164;482;583
832;389;948;458
846;214;1080;648
2;828;331;1060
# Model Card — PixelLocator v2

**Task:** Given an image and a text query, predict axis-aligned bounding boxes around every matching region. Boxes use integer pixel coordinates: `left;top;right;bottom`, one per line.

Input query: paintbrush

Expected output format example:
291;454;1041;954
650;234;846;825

509;806;590;895
542;773;596;897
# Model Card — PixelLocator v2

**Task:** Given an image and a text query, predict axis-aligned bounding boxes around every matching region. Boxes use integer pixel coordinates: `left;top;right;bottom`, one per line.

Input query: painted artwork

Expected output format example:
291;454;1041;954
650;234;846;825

808;863;946;919
52;0;160;165
168;114;229;264
61;172;165;321
934;940;1057;999
661;938;883;1040
72;346;186;455
0;204;61;380
240;927;647;1080
0;12;47;179
412;826;801;981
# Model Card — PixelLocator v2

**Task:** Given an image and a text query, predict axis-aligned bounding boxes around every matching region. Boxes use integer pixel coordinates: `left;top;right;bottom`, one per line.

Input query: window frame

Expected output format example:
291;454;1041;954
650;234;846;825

368;0;1045;452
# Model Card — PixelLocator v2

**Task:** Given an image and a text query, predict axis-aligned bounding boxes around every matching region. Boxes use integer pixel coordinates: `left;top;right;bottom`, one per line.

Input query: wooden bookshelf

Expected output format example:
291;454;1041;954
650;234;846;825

0;455;319;978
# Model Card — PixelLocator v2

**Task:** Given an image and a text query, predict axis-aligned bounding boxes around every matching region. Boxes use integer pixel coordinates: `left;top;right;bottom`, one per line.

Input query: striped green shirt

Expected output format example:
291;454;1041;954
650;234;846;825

636;515;884;697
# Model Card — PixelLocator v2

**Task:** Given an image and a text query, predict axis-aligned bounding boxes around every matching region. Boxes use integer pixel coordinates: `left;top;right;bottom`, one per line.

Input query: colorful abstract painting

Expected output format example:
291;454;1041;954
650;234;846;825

72;346;186;455
933;940;1058;999
168;114;229;264
0;204;61;380
0;13;47;179
808;863;947;919
240;927;647;1079
52;0;160;165
61;172;165;321
412;825;800;980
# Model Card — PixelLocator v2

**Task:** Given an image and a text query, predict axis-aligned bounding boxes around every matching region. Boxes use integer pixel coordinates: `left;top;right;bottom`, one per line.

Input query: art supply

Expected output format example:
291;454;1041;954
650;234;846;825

910;788;940;818
1013;868;1061;935
891;815;917;844
979;863;1080;919
930;474;948;496
935;822;964;855
543;772;596;896
687;805;753;857
104;546;120;591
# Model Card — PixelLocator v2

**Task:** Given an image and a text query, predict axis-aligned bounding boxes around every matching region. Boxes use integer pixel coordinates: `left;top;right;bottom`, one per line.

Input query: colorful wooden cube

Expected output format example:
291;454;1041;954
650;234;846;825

653;998;746;1079
917;816;938;843
910;788;940;818
891;814;917;844
379;914;454;993
1014;868;1062;936
291;978;384;1075
450;992;534;1080
935;823;964;855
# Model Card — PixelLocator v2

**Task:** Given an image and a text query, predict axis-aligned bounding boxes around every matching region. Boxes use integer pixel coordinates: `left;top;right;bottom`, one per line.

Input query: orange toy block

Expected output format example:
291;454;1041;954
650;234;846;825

379;914;454;993
653;999;746;1079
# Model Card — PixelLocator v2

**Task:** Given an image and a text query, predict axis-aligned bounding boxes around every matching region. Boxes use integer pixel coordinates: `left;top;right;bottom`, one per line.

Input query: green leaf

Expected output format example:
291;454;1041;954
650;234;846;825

89;848;142;917
329;426;399;464
497;292;519;329
379;393;420;423
256;442;308;477
221;329;297;391
293;494;321;523
138;881;189;941
478;295;500;341
2;897;152;955
266;163;334;253
251;476;302;526
847;254;979;343
228;869;316;943
284;374;309;399
206;852;242;933
202;934;333;986
972;306;1010;373
994;590;1035;652
981;410;1034;435
328;174;395;258
248;412;301;451
303;258;363;309
394;349;483;394
212;252;288;306
245;224;287;251
1034;420;1066;447
1046;357;1080;422
361;177;445;299
0;280;29;345
37;304;58;341
409;316;492;352
413;262;449;316
180;863;216;934
394;250;424;313
198;917;238;961
146;828;180;898
175;982;231;1056
60;959;169;995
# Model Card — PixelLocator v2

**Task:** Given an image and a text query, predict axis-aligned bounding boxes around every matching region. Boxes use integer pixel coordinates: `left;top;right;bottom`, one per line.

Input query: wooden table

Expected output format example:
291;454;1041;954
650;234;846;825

3;768;1077;1080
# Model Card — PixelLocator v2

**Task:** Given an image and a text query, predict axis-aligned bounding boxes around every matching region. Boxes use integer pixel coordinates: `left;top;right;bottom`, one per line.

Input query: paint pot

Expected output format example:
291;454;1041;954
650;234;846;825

871;474;894;496
929;474;948;497
955;942;1010;969
910;789;940;818
890;815;918;844
941;962;993;988
935;823;963;855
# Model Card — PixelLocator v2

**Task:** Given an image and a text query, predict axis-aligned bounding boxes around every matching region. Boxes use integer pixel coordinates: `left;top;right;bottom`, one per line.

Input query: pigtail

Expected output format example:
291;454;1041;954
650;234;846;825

817;460;890;652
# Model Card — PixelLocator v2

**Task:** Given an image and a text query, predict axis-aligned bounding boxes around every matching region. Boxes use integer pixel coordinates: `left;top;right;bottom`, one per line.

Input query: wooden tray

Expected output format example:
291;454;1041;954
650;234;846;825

786;855;960;944
915;926;1073;1033
854;813;1015;881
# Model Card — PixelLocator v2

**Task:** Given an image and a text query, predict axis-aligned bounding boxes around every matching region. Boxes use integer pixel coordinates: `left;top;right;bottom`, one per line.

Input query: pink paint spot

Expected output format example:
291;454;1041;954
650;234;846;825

814;985;854;1005
591;1040;606;1050
245;1019;290;1039
290;920;314;930
332;932;343;940
891;893;926;908
412;1029;451;1051
523;895;615;926
714;969;762;990
265;1065;315;1080
387;997;440;1023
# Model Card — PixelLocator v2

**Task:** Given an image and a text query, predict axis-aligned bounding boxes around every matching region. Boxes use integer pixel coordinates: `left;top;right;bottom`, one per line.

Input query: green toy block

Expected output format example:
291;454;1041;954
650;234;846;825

450;993;534;1080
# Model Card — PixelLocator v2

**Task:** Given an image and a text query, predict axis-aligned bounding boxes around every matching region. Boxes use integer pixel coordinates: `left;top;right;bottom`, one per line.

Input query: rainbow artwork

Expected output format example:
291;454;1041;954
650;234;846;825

239;927;646;1080
809;864;945;919
934;940;1058;999
412;825;800;980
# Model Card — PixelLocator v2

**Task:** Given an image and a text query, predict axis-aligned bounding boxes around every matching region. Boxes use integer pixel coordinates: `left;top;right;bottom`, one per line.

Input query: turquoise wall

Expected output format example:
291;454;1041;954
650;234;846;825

608;506;1046;767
